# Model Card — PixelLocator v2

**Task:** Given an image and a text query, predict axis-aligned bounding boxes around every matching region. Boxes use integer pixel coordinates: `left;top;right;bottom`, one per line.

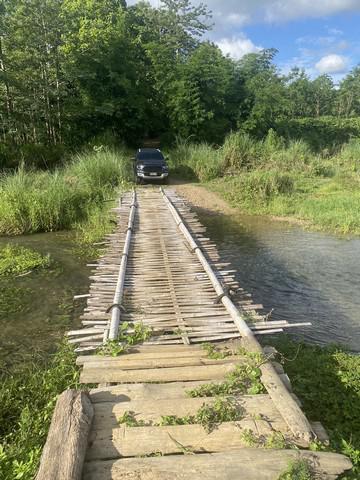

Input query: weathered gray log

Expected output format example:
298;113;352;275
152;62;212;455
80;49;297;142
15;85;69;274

36;390;94;480
83;449;352;480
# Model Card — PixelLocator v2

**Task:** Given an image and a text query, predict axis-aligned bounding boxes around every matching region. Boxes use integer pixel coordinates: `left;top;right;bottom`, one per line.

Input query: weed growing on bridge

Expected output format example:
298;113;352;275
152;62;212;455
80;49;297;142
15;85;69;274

241;428;288;449
118;411;149;427
277;458;314;480
159;397;244;433
0;245;50;276
118;397;244;433
201;342;232;360
187;351;265;397
97;322;152;357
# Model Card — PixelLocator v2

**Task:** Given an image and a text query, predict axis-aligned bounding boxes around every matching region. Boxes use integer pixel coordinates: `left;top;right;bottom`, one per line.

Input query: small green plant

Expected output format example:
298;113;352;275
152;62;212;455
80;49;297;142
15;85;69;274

158;415;193;427
241;428;260;447
277;458;314;480
97;322;152;356
0;245;50;276
118;411;149;427
158;397;244;433
265;432;287;449
201;342;231;360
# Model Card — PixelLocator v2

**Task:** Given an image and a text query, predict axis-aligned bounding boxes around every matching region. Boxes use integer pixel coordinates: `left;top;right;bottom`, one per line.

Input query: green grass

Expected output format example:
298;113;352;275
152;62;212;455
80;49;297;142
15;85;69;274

0;342;80;480
271;339;360;479
210;173;360;234
0;149;132;236
0;245;51;276
169;131;360;235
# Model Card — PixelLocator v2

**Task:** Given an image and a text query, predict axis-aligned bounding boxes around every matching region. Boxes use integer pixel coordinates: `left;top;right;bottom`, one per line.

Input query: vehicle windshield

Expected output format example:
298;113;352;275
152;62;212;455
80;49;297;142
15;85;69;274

137;151;164;161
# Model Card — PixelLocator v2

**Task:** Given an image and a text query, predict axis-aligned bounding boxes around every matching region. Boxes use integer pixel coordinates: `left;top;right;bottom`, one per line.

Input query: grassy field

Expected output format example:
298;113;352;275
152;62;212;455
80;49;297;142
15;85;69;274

0;148;132;236
168;132;360;235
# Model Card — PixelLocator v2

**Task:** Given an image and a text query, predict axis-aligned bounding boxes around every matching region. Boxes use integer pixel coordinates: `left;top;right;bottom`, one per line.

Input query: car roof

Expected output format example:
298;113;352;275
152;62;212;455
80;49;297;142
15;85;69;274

138;148;162;153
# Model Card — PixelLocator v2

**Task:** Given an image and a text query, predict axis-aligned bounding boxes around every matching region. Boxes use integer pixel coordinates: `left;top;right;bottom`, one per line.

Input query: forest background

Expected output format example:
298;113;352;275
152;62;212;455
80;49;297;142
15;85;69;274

1;0;360;169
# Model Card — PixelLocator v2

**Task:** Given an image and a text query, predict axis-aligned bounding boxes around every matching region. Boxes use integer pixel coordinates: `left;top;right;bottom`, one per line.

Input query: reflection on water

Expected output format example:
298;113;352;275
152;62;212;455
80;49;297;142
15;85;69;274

0;233;89;366
198;212;360;352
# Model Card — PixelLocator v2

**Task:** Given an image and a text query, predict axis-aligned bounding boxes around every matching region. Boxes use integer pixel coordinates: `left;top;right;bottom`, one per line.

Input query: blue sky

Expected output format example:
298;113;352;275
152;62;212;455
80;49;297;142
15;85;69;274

129;0;360;82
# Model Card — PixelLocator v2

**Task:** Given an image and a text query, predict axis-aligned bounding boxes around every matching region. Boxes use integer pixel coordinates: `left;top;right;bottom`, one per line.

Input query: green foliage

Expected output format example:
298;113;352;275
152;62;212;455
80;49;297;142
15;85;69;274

118;411;148;427
97;322;152;356
201;342;230;360
187;353;265;397
158;397;243;433
272;339;360;478
275;117;360;151
240;428;288;449
187;132;360;235
0;245;50;276
0;341;80;480
0;149;131;235
277;459;314;480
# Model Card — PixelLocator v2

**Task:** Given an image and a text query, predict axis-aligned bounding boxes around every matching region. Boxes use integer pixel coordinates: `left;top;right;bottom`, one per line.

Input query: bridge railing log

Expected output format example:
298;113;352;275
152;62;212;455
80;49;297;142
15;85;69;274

160;187;315;444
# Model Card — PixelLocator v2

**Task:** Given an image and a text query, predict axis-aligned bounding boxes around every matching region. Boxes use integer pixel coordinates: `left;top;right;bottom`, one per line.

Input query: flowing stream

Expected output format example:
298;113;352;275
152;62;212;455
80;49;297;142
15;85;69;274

198;210;360;353
1;213;359;367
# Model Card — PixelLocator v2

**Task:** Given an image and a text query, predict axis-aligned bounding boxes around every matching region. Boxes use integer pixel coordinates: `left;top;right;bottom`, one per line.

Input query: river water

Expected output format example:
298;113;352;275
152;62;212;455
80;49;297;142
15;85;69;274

198;211;360;353
1;213;359;366
0;233;89;367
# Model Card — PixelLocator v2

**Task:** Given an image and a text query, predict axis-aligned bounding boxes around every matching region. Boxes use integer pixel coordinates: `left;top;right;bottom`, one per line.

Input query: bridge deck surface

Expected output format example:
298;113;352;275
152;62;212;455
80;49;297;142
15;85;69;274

36;187;352;480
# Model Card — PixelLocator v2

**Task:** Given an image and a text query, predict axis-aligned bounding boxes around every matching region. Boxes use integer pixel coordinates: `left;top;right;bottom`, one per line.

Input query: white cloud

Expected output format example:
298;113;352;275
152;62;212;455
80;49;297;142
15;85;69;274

216;35;262;60
263;0;360;23
128;1;360;27
315;54;349;73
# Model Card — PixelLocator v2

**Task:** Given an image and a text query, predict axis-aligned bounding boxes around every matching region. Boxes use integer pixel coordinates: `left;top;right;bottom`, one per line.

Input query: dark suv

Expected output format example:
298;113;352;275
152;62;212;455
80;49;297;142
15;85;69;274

134;148;169;184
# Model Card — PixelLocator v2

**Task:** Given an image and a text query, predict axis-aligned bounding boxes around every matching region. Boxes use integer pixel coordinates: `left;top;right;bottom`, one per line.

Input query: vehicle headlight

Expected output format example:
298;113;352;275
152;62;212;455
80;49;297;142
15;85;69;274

137;165;145;170
162;166;168;172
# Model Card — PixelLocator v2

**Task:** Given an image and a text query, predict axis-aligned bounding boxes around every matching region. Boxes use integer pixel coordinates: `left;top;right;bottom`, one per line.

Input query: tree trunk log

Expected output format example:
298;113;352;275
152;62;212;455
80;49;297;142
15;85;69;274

36;390;94;480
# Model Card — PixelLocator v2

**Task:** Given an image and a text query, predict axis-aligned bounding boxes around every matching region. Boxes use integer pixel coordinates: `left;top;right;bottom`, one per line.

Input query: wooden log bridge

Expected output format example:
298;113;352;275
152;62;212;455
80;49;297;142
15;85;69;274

37;187;352;480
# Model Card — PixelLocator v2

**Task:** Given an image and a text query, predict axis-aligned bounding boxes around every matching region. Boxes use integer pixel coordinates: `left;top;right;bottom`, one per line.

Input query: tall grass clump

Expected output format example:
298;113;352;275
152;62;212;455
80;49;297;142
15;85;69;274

0;342;80;480
169;138;222;181
221;131;261;170
0;149;131;236
337;138;360;173
219;170;294;209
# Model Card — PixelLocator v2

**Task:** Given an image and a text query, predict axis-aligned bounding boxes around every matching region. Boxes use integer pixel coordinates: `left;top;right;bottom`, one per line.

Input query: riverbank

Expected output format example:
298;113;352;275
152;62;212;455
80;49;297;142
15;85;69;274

168;132;360;235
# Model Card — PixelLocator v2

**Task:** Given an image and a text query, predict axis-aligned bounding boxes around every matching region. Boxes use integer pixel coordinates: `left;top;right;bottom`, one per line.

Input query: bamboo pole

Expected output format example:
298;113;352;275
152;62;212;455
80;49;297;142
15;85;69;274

108;190;137;341
160;187;314;444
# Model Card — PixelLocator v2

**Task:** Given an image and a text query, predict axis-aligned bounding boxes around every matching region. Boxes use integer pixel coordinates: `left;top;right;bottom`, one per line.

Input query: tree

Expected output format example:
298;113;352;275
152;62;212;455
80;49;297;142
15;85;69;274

237;49;290;135
311;74;335;117
337;66;360;117
169;42;236;141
